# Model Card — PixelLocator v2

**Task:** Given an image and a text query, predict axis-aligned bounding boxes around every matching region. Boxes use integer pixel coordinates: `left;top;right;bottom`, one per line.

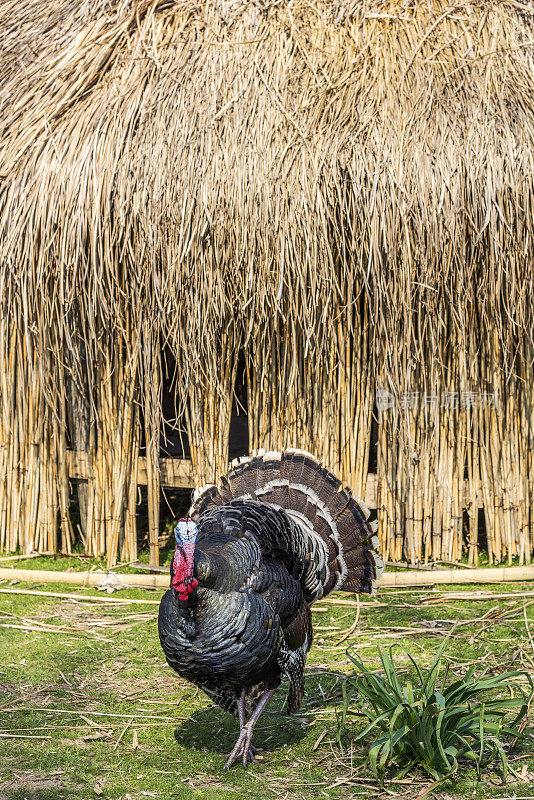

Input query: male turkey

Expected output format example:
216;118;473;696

158;449;383;769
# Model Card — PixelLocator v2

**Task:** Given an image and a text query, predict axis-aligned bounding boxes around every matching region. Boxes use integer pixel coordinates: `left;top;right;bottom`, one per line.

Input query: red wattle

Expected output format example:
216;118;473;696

176;576;198;601
172;543;197;600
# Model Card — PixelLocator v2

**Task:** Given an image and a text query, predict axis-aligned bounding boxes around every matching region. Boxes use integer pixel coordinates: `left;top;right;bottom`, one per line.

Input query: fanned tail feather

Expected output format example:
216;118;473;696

189;450;383;596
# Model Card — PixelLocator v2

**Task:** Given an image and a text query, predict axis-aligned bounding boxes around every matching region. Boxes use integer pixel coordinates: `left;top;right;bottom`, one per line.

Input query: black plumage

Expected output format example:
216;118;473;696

158;450;383;769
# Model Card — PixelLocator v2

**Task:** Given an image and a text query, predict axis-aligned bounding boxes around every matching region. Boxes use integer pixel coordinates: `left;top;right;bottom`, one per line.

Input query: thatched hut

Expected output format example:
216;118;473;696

1;0;533;567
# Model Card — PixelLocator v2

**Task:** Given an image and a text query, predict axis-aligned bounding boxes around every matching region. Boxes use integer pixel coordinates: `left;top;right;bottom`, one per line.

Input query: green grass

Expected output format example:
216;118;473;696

2;557;534;799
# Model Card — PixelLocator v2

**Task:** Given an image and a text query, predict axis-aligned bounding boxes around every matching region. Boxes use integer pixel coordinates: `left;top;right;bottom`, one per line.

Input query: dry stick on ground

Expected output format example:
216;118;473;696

334;596;361;646
420;590;534;604
0;588;160;604
0;708;177;722
113;718;134;751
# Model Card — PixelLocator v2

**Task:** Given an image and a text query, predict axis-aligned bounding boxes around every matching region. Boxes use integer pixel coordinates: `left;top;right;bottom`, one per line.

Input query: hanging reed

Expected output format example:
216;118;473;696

0;0;533;565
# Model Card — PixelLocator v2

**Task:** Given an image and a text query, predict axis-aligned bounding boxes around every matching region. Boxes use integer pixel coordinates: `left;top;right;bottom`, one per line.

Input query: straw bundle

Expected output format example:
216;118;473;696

1;0;533;564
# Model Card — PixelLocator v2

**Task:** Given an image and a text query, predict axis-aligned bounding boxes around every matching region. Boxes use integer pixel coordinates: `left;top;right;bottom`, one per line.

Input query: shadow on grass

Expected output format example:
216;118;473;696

173;668;345;759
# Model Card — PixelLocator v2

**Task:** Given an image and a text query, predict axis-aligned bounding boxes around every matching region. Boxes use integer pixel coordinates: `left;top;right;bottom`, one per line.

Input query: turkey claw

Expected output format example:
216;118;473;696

223;726;255;770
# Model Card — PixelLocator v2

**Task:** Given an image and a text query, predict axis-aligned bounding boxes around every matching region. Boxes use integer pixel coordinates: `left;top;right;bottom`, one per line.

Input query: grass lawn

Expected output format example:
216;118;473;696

2;555;534;800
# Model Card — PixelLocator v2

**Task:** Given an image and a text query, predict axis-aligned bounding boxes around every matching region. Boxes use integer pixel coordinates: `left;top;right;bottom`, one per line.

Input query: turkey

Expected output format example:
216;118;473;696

158;449;383;769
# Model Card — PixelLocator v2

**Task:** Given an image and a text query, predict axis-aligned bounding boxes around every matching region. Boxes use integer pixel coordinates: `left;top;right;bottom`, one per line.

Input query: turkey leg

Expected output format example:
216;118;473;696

236;689;257;765
224;689;275;770
237;688;247;728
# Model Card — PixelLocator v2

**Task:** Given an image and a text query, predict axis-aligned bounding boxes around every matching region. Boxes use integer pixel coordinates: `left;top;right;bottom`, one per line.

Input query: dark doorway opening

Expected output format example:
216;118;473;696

229;353;249;461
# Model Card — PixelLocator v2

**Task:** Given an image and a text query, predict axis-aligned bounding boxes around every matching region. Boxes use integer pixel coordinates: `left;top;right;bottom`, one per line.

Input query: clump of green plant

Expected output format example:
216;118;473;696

339;637;533;785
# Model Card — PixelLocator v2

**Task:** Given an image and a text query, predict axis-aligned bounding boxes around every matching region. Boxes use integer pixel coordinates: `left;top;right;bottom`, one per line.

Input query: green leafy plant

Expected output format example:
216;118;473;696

339;637;533;785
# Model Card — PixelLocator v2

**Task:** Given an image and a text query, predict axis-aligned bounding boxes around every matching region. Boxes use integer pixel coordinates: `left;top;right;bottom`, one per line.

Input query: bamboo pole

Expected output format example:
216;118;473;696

4;565;534;589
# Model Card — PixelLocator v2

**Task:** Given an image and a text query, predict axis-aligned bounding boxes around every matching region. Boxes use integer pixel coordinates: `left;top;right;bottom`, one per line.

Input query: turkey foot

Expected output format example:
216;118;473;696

224;689;275;770
223;724;255;769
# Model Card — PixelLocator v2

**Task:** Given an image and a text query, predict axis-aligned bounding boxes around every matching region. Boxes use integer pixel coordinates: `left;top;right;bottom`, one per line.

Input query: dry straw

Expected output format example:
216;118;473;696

0;0;533;564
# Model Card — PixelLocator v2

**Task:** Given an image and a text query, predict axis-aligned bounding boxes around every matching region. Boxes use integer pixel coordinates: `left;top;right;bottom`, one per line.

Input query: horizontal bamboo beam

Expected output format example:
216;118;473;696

3;565;534;590
66;451;486;513
67;451;378;506
67;451;195;488
0;567;167;589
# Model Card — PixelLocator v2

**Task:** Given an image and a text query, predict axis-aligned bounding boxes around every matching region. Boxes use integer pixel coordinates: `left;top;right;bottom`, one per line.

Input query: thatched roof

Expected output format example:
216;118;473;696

2;0;534;391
